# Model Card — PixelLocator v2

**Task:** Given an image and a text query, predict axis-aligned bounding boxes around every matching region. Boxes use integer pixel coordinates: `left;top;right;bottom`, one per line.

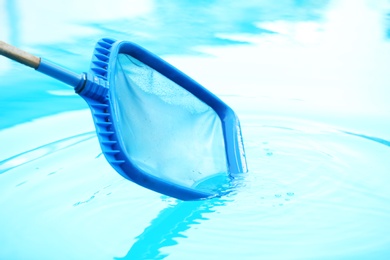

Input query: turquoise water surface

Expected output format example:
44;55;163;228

1;0;390;259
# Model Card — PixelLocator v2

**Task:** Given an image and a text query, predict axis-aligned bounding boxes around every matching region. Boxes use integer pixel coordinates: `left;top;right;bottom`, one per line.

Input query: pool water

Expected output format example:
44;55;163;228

1;0;390;259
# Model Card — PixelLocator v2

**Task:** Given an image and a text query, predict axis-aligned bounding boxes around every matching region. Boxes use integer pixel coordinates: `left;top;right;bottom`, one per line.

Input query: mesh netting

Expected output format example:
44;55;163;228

110;54;228;190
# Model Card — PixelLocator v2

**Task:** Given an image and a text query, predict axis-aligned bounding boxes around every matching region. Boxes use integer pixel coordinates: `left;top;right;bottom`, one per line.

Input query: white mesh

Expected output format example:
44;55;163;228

110;54;228;191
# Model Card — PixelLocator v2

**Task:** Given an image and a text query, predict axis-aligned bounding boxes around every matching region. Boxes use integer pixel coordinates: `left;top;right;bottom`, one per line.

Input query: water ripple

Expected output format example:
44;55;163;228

221;116;390;258
0;132;96;174
0;116;389;259
343;131;390;147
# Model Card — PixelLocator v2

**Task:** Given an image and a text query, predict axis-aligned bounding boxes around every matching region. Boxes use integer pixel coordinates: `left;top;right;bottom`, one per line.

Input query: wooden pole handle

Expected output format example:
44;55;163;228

0;41;40;69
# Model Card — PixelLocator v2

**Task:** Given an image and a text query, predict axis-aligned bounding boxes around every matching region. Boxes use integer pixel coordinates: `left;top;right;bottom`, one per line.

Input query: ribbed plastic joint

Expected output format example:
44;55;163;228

77;73;109;102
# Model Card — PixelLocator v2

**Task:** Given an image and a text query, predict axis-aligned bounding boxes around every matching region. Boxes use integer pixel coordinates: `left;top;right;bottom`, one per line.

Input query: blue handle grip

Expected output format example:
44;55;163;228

36;58;85;89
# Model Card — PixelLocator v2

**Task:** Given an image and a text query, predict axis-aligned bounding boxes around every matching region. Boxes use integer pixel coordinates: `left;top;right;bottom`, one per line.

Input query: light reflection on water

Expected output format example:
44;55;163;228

1;0;390;259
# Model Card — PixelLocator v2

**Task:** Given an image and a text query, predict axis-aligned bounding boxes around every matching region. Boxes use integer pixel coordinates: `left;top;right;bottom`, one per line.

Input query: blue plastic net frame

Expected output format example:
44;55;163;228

79;38;247;200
